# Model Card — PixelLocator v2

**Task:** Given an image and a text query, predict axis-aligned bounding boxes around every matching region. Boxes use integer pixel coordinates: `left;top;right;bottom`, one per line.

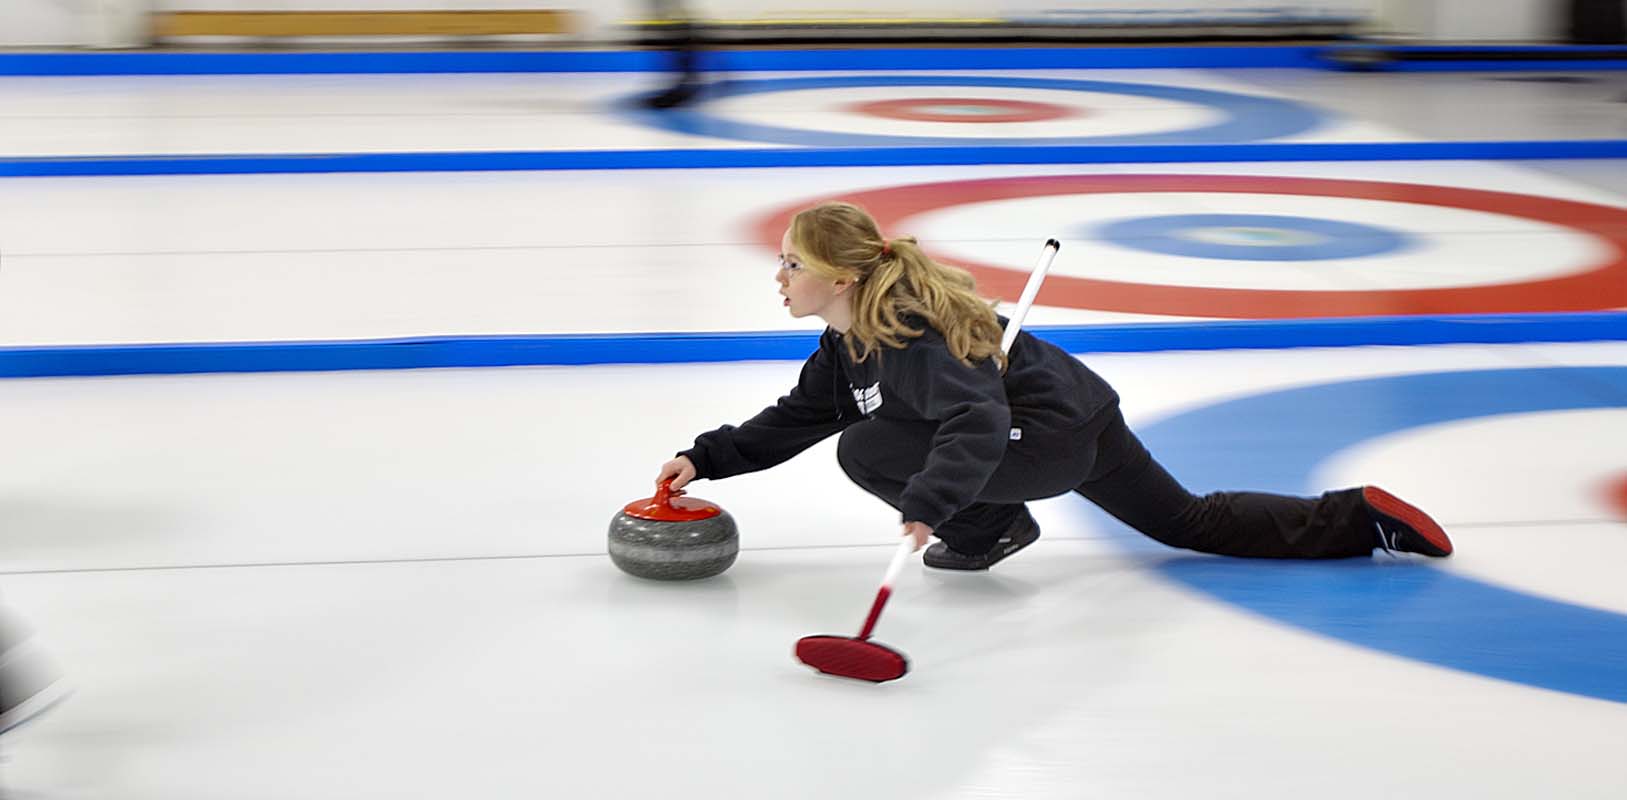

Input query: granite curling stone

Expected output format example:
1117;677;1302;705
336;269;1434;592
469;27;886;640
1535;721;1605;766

608;480;738;580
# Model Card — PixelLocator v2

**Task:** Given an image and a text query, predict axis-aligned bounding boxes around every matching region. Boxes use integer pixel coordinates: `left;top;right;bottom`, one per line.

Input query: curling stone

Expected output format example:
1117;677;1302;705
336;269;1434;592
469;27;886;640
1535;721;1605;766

608;480;738;580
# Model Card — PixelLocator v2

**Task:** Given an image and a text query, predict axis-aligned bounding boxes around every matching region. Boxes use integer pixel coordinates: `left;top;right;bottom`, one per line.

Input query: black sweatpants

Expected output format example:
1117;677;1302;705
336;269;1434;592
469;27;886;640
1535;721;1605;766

835;407;1376;559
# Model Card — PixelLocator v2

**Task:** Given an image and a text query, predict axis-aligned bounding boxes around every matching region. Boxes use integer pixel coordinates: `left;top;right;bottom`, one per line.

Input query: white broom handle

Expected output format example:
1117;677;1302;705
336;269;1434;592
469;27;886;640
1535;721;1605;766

999;239;1061;356
879;536;916;588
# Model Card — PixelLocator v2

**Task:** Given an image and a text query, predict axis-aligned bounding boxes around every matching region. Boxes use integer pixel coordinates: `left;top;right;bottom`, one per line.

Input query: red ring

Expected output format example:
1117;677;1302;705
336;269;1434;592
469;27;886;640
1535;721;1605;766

753;174;1627;318
845;98;1078;124
1605;474;1627;521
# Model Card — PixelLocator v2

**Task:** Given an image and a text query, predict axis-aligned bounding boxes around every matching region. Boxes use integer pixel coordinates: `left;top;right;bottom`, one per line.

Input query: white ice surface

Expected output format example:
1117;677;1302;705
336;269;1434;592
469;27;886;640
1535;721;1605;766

1;343;1624;798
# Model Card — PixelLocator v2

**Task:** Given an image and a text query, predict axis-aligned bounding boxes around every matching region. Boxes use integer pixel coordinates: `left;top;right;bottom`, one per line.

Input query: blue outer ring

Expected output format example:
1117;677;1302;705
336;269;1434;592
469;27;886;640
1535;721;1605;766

1097;213;1413;261
623;75;1325;147
1077;367;1627;703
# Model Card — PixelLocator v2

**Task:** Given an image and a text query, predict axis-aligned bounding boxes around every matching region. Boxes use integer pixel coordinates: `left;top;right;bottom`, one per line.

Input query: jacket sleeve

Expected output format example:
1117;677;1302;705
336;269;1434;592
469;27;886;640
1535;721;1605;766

890;344;1011;529
680;332;853;480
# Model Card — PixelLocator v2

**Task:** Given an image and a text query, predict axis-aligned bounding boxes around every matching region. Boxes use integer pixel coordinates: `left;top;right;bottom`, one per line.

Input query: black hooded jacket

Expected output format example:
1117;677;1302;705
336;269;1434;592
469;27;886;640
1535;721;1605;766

680;319;1119;528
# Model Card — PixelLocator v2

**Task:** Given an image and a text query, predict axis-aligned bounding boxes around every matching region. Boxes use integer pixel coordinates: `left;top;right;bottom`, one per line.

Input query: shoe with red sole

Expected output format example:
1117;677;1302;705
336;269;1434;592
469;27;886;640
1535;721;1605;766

1363;486;1453;557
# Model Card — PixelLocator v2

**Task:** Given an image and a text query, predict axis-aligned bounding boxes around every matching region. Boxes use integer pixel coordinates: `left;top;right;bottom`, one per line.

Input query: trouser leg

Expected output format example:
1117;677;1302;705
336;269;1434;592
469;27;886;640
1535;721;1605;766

1075;410;1375;559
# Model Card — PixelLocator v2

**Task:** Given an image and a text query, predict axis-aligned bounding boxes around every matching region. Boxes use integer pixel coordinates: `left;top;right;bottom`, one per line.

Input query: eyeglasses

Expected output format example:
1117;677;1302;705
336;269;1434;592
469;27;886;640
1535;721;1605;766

777;255;806;277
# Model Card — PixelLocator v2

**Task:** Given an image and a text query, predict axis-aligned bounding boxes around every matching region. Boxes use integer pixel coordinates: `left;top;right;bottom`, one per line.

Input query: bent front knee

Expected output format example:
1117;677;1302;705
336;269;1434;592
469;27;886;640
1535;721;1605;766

835;426;868;480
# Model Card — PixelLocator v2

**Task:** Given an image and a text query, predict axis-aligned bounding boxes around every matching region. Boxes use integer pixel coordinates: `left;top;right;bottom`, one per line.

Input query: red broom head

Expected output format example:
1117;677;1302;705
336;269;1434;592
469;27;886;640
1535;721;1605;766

795;635;909;683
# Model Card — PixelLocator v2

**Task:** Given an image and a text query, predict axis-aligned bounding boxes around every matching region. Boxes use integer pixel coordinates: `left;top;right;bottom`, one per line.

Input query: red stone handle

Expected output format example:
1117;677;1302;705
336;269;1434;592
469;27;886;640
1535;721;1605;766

625;479;715;522
654;478;686;508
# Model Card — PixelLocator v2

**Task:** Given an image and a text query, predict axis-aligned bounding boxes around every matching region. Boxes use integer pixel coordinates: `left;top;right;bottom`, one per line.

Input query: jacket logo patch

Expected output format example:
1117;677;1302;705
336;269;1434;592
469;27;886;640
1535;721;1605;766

1010;427;1023;441
852;382;883;414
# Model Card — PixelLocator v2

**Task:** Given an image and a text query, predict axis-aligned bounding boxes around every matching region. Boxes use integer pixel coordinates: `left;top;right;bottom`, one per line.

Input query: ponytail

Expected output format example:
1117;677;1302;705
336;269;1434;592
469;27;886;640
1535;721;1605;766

788;202;1004;369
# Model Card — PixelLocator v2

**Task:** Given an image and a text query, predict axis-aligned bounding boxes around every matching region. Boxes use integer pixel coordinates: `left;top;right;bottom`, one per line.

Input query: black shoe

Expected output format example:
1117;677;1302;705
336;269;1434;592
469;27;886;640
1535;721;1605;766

1364;486;1453;558
0;635;70;735
923;510;1040;571
643;80;702;109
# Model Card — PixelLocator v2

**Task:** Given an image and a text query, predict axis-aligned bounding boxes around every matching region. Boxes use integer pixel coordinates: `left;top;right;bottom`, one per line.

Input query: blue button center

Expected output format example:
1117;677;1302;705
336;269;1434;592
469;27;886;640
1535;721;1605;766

1097;213;1412;262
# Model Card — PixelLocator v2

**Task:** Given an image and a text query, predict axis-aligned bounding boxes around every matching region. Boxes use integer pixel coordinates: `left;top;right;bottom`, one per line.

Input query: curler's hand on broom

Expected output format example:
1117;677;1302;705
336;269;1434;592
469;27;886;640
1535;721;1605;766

901;521;933;551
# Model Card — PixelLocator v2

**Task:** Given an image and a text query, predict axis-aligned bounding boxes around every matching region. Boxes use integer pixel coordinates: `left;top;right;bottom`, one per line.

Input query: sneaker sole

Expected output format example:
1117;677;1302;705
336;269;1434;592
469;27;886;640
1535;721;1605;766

1363;486;1453;557
922;544;993;571
923;524;1040;571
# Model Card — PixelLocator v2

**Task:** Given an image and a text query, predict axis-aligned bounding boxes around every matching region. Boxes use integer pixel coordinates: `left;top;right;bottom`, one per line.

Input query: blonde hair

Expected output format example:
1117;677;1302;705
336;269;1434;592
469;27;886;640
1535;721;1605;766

788;202;1004;369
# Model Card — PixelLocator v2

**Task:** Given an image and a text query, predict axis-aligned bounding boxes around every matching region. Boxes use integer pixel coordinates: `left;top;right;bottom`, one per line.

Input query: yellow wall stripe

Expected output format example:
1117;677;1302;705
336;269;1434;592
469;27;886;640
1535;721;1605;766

156;11;581;38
